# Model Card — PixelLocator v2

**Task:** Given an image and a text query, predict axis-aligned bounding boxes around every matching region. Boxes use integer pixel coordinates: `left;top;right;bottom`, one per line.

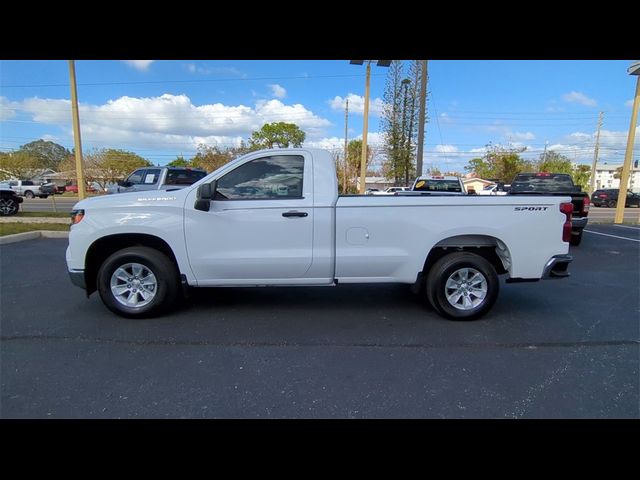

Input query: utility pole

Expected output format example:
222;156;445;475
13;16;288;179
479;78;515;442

589;111;604;195
344;99;349;194
416;60;428;178
542;141;548;166
359;62;372;194
68;60;86;200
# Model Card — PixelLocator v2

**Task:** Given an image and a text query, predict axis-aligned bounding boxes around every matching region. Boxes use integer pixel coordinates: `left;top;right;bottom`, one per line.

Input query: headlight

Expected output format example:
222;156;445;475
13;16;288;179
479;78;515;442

70;209;85;225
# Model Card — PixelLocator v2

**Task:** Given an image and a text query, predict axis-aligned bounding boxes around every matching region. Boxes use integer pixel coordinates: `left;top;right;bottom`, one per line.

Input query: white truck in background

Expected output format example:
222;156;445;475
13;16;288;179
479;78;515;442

66;148;574;321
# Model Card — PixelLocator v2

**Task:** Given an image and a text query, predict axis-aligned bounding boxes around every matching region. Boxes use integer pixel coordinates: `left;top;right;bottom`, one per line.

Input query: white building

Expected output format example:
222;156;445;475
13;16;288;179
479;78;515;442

593;164;640;192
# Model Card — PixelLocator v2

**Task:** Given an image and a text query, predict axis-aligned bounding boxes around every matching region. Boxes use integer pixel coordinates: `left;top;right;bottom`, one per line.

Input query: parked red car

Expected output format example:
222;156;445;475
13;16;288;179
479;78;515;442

65;184;96;193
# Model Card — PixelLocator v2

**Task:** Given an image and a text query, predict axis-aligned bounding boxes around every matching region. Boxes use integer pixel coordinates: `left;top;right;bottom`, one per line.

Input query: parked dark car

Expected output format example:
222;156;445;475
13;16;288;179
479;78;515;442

591;189;640;208
0;183;24;216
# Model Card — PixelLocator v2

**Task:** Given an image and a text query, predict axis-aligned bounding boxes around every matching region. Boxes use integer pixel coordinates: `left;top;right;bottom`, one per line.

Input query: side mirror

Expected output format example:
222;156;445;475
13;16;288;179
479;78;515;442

194;180;216;212
118;180;131;187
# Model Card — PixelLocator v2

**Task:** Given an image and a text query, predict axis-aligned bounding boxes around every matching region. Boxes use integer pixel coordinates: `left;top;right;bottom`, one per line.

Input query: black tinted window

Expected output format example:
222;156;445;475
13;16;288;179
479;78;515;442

217;155;304;200
165;169;207;185
413;179;462;192
511;174;574;193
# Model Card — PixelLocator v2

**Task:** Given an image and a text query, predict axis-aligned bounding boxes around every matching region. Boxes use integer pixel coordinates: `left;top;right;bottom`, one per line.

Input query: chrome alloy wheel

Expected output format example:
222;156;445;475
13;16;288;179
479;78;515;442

444;267;488;310
110;263;158;308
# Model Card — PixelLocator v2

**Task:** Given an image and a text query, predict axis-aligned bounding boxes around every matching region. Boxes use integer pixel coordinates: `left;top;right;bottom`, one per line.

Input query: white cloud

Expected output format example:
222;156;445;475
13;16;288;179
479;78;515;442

268;84;287;99
625;99;634;108
0;96;17;120
435;144;458;153
328;93;385;117
562;91;597;107
12;94;332;151
509;131;536;141
122;60;155;71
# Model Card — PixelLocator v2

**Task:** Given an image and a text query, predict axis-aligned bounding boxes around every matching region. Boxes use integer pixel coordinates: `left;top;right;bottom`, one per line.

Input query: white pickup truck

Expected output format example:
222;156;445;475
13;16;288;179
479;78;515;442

66;148;574;321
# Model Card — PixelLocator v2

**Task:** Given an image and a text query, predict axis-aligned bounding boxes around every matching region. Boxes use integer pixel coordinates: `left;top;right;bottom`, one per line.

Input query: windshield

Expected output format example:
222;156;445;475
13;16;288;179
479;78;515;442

510;174;575;193
413;179;462;192
483;185;495;191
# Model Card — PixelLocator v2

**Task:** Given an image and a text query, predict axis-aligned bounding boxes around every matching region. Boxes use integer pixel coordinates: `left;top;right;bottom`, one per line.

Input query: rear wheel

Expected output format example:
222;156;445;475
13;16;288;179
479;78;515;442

607;199;616;208
97;246;180;318
426;252;499;321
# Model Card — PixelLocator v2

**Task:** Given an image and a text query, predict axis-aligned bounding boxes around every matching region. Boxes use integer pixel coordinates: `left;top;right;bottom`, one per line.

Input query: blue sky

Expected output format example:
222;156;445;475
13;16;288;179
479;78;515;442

1;59;638;174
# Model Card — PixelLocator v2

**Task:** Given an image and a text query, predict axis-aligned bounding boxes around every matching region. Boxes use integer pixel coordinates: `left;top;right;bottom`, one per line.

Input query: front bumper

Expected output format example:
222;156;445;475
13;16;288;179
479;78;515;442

68;270;86;289
542;254;573;279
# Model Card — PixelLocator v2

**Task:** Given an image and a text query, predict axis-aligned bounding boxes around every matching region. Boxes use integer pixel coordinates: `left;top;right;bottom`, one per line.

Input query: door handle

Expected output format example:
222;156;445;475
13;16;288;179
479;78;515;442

282;211;308;218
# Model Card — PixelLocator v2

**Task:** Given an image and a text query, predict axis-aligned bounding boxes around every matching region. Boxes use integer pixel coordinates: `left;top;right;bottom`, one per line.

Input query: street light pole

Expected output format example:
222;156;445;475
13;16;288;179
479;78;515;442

68;60;86;200
614;62;640;224
359;61;371;194
416;60;428;178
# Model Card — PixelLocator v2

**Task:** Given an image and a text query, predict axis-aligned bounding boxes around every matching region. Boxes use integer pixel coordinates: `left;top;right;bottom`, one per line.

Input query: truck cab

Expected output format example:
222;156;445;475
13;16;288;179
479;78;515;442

108;166;207;194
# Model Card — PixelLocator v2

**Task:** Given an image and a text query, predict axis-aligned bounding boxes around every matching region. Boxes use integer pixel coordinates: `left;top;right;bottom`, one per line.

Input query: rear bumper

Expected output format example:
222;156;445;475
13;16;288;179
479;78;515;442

68;270;86;290
572;216;588;229
542;254;573;279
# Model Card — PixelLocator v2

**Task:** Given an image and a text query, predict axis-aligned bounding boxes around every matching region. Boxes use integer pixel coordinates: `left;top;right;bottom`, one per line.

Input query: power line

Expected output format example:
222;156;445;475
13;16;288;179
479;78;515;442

0;73;388;89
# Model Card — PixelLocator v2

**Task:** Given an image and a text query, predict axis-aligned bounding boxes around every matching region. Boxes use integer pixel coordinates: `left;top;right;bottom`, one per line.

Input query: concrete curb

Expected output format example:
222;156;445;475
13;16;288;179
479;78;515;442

0;230;69;245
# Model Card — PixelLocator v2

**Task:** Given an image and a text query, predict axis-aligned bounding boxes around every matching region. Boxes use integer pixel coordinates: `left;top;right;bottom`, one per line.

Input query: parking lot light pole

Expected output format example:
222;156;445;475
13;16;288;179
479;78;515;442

614;61;640;224
350;60;391;193
68;60;86;201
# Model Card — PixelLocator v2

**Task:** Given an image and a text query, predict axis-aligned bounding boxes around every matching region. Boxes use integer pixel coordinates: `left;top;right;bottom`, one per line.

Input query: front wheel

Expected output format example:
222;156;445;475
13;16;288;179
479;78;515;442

0;196;19;216
426;252;499;321
97;246;180;318
24;190;34;199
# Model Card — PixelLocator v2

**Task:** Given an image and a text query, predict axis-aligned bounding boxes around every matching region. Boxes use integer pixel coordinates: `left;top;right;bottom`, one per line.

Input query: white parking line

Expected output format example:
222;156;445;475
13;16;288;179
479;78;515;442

584;230;640;242
611;224;640;231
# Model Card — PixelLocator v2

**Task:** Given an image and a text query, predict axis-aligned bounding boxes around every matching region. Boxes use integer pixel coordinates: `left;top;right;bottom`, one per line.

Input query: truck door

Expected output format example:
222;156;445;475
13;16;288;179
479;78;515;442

184;153;314;281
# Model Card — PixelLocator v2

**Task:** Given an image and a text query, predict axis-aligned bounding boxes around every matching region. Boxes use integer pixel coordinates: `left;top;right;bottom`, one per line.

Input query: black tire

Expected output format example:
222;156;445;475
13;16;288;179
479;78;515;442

38;195;48;199
97;246;180;318
0;196;19;216
607;199;616;208
24;190;34;199
569;229;583;246
426;252;499;321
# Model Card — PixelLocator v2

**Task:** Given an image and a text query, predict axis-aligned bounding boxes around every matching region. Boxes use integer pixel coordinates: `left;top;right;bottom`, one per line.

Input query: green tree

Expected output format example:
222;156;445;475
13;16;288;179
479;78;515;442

168;155;190;167
249;122;306;149
464;144;532;183
537;151;573;174
0;150;45;180
191;145;233;173
345;139;373;192
380;60;425;186
572;164;591;191
85;149;151;189
17;139;71;170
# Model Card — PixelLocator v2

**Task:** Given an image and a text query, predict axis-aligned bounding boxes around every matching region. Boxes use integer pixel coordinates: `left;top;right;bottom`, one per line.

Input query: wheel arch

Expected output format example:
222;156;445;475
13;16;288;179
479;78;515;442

422;234;512;278
84;233;180;296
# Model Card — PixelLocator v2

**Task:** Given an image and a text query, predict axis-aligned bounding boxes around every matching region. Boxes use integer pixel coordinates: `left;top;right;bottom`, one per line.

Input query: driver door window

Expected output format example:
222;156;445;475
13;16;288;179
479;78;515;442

216;155;304;200
126;169;146;185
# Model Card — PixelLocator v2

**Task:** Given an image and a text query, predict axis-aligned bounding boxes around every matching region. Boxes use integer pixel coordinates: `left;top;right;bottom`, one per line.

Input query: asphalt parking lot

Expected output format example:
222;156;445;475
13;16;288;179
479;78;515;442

1;225;638;418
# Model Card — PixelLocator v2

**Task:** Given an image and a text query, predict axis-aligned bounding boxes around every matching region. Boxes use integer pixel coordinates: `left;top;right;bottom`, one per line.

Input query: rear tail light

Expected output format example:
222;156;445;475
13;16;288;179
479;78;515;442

582;196;590;214
560;202;573;242
70;209;85;225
